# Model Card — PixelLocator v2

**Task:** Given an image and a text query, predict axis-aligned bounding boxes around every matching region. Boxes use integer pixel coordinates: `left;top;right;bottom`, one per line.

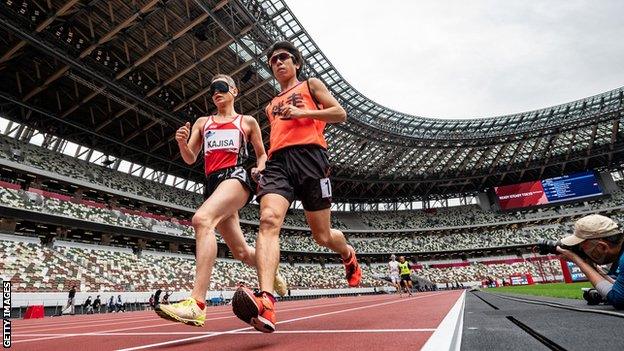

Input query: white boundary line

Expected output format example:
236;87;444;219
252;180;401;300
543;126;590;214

116;292;454;351
13;294;412;330
14;329;436;337
11;321;180;344
15;317;161;332
11;294;396;344
421;290;466;351
14;314;157;329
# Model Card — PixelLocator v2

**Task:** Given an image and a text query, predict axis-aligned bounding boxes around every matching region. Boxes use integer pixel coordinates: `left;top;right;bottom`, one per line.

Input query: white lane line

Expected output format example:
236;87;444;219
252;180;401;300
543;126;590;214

11;321;182;344
160;328;439;334
15;317;160;332
14;328;436;337
11;294;397;344
116;292;453;351
14;314;156;329
421;290;466;351
13;296;361;329
13;299;342;332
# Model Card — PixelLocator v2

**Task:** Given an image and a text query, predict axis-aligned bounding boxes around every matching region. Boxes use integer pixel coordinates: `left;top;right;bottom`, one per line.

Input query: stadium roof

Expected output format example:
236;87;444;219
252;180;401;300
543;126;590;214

0;0;623;202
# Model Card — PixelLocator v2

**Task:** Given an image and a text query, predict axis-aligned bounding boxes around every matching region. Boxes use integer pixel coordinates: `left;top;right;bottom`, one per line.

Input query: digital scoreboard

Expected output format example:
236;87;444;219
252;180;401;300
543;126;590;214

494;171;603;210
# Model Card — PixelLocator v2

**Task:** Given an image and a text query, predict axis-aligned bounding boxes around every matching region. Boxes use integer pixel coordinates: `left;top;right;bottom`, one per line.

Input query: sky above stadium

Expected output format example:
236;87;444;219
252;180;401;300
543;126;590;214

286;0;624;119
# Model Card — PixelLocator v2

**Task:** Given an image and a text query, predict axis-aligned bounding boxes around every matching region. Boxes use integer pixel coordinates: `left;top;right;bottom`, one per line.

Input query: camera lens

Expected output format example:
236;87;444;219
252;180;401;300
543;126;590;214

535;239;559;255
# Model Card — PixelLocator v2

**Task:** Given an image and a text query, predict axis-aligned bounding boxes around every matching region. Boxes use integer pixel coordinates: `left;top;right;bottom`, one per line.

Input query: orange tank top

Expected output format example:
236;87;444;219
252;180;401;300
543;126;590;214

265;80;327;158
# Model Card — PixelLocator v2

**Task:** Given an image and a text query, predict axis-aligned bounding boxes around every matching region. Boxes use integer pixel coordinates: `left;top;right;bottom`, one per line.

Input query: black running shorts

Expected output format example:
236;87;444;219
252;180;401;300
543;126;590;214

401;274;412;283
256;145;332;211
204;166;253;204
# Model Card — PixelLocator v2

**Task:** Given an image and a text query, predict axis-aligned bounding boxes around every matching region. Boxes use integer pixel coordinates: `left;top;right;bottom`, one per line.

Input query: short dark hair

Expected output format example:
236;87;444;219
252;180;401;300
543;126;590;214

266;41;304;78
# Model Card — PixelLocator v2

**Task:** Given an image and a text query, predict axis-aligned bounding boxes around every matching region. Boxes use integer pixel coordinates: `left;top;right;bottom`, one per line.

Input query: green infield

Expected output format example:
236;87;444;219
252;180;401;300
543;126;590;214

487;282;593;299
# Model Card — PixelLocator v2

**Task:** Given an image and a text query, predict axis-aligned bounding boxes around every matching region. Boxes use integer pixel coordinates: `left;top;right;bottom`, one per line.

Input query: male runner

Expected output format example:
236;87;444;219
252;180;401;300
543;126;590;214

388;254;402;296
155;74;286;327
232;41;362;333
398;256;414;296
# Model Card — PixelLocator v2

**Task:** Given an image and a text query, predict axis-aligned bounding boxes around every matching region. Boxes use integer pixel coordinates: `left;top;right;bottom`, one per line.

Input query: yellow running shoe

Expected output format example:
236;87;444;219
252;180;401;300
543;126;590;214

155;297;206;327
273;271;288;297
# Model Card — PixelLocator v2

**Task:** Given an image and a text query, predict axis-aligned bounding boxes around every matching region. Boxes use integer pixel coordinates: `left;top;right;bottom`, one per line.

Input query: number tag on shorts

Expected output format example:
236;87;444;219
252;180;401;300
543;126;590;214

320;178;332;198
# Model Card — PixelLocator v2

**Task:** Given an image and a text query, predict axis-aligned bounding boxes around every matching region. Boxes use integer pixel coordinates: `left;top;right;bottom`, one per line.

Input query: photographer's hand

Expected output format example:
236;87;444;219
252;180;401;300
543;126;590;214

557;246;611;290
556;246;583;264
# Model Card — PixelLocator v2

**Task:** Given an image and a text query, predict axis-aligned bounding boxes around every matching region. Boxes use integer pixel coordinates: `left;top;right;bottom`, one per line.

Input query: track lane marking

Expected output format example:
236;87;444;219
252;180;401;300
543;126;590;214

13;328;436;337
14;316;160;331
421;290;466;351
116;291;456;351
12;294;406;343
15;295;383;331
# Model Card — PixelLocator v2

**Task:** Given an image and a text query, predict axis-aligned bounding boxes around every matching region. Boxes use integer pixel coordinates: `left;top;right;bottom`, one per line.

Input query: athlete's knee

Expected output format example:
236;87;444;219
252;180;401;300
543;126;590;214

259;207;283;231
231;247;250;263
330;228;344;236
191;211;219;231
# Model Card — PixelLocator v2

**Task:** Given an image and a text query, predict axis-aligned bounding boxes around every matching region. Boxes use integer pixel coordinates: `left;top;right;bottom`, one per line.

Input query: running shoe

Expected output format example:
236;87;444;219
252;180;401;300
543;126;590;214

273;271;288;297
232;286;276;333
343;247;362;287
155;297;206;327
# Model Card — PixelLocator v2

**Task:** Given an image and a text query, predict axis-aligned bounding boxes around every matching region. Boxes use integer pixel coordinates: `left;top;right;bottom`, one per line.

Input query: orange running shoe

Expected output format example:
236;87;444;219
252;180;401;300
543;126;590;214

343;246;362;287
232;286;276;333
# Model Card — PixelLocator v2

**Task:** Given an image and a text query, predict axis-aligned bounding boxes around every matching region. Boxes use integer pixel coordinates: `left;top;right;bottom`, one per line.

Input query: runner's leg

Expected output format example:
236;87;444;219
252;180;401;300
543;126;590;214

256;194;289;293
217;212;255;267
190;179;250;303
305;209;351;259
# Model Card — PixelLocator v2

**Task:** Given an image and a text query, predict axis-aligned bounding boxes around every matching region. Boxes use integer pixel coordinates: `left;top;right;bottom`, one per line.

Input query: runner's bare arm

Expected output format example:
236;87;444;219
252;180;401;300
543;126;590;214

245;115;267;180
177;118;204;165
282;78;346;123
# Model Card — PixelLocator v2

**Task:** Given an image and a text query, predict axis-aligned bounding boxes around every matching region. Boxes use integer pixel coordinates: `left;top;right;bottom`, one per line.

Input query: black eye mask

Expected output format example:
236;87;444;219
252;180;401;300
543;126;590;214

209;80;230;96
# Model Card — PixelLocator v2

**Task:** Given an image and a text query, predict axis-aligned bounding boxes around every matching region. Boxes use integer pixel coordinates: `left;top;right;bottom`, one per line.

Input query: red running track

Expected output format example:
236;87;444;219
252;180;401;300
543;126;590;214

9;290;463;351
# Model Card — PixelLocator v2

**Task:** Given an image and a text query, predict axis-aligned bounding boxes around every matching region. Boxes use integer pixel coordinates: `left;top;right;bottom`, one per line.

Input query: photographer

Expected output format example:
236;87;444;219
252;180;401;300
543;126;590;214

557;214;624;309
83;295;93;314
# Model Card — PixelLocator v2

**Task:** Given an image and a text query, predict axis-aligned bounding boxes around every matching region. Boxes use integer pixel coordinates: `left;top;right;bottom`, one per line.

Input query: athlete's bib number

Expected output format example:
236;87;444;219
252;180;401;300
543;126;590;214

320;178;332;198
204;129;240;152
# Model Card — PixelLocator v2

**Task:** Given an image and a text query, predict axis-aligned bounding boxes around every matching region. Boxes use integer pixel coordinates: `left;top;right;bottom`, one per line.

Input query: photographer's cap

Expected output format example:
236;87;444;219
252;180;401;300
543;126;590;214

560;214;619;246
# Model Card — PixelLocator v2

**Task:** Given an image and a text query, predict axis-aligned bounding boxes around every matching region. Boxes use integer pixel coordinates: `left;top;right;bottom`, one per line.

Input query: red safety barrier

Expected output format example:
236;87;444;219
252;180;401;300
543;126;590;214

560;257;573;283
23;305;45;319
429;262;471;269
0;180;20;190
